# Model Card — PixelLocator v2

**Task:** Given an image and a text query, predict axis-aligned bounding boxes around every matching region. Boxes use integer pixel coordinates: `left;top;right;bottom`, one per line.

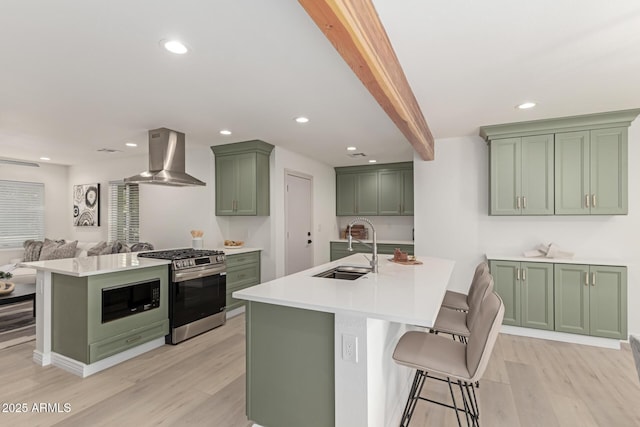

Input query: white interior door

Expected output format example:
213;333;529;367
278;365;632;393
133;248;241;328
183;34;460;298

285;171;314;275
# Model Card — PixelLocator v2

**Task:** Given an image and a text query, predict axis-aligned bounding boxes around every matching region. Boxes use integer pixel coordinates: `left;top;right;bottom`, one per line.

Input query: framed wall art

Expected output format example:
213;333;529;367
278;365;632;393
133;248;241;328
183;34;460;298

73;183;100;226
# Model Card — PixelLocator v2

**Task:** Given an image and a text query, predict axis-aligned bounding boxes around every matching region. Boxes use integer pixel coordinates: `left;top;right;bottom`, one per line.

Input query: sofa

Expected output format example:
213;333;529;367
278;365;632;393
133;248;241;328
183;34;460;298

1;239;154;285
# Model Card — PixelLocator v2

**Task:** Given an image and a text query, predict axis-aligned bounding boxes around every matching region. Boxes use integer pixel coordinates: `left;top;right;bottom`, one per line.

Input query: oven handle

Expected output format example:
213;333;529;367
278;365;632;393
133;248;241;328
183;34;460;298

173;267;226;282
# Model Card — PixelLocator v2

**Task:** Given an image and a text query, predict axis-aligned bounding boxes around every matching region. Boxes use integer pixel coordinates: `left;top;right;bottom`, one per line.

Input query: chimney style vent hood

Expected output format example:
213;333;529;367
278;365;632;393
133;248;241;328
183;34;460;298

124;128;206;187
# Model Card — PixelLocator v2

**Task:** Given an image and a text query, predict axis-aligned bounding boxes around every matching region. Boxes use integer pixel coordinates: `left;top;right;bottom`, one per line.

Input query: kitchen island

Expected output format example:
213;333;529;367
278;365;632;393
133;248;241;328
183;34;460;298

22;253;171;377
233;253;455;427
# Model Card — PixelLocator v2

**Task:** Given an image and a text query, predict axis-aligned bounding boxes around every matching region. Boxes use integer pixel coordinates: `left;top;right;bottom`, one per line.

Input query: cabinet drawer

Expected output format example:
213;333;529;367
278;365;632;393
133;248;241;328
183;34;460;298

226;251;260;269
227;264;260;290
89;319;169;364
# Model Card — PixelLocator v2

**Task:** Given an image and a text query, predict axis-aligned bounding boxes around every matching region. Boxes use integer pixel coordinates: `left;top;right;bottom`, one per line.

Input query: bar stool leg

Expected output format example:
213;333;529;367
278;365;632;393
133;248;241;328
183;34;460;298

446;377;463;427
399;370;427;427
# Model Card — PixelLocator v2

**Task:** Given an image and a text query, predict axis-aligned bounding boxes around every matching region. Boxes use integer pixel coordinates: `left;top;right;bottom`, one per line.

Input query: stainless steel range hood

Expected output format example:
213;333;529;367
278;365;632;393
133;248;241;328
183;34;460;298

124;128;206;186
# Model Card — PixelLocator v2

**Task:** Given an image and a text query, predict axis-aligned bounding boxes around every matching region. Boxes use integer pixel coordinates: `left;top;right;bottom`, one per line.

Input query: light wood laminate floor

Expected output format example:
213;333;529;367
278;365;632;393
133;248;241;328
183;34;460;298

0;314;638;426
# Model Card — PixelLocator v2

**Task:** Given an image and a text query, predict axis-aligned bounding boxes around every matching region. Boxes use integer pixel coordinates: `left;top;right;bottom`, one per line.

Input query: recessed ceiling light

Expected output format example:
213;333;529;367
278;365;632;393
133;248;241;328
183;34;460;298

516;102;536;109
39;157;50;161
125;142;137;147
368;159;377;163
295;116;309;124
162;40;189;54
347;146;357;151
220;130;232;135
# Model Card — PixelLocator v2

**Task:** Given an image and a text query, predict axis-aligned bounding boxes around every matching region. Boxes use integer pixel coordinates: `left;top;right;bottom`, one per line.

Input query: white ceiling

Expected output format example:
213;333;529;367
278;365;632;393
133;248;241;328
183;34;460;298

1;0;639;167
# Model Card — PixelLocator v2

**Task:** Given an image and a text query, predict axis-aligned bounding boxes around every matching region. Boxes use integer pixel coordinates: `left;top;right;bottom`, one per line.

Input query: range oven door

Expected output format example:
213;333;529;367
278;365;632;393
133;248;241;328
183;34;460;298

170;266;226;330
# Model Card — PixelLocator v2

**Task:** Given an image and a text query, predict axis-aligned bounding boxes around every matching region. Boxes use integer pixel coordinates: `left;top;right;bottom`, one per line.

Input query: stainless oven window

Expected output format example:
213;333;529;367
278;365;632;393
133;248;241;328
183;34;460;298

171;273;226;328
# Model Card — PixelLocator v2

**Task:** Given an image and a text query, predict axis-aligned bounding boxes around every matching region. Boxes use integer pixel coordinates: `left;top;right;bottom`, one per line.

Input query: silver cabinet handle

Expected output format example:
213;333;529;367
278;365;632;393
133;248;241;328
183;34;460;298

516;268;520;281
516;196;521;209
523;196;527;209
592;272;596;286
585;194;590;208
592;194;596;208
522;268;526;281
584;272;589;286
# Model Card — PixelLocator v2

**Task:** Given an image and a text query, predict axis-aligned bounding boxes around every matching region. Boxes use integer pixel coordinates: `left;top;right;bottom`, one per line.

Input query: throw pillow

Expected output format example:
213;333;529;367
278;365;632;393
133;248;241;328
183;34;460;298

87;241;108;256
23;240;44;262
39;239;79;261
130;242;154;252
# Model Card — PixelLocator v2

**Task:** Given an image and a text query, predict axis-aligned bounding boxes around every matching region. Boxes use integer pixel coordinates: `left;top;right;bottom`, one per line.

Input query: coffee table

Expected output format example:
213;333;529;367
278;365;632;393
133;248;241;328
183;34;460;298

0;282;36;316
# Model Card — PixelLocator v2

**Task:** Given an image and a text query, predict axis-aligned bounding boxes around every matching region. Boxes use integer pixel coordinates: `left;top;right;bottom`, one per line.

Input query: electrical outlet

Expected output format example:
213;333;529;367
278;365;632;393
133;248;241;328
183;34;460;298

342;333;358;363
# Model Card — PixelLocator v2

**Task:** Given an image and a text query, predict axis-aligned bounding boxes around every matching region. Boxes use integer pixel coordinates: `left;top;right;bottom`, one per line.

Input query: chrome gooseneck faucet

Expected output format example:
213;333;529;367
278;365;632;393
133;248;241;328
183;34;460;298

347;217;378;273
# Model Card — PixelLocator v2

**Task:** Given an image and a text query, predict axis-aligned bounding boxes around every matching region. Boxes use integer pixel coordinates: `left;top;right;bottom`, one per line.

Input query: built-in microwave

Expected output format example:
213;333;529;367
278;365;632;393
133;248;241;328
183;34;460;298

101;278;161;323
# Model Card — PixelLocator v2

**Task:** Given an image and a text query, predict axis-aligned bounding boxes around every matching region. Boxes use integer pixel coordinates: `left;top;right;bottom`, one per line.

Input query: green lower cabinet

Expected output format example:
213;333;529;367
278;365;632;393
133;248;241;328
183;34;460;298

490;261;554;330
246;302;335;427
51;266;170;364
554;264;627;339
330;242;414;261
226;251;261;312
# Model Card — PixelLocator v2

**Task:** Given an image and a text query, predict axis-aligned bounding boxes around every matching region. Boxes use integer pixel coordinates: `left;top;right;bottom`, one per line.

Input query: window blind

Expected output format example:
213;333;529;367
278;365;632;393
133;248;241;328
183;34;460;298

0;180;45;249
108;181;140;244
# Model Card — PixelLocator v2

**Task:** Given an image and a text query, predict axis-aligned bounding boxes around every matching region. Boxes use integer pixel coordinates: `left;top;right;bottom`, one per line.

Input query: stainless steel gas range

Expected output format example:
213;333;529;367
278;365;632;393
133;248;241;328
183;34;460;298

137;248;226;344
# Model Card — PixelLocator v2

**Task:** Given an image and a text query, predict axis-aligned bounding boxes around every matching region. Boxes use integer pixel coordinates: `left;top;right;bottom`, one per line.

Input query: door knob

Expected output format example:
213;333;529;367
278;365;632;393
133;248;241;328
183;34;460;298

307;240;312;244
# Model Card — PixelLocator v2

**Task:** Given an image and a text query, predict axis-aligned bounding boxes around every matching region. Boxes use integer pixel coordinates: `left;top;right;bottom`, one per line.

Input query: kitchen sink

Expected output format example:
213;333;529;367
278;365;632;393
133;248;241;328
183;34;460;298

313;266;372;280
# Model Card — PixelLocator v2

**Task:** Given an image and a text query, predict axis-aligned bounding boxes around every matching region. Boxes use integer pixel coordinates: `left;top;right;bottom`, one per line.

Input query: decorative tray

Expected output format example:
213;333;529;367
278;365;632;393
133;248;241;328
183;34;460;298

388;258;423;265
0;282;15;296
224;245;244;249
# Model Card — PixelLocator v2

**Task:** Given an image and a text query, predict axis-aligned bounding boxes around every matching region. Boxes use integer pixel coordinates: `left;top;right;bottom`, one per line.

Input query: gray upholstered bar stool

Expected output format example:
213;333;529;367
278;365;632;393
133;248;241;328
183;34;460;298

441;262;489;312
432;272;494;344
393;292;504;427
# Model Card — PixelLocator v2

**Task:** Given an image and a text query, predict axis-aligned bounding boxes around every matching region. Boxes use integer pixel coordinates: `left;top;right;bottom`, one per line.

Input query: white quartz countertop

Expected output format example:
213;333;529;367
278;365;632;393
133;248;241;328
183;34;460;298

20;253;170;277
233;253;455;327
485;254;628;267
217;247;262;255
331;239;414;245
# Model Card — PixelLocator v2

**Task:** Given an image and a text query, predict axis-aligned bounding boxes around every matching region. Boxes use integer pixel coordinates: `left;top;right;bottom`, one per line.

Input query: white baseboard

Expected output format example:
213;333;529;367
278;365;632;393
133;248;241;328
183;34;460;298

226;305;246;319
32;350;51;366
50;337;165;377
500;325;620;349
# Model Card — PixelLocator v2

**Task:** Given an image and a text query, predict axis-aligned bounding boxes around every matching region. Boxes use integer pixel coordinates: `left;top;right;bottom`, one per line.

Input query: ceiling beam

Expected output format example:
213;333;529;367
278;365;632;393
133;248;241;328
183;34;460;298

299;0;435;161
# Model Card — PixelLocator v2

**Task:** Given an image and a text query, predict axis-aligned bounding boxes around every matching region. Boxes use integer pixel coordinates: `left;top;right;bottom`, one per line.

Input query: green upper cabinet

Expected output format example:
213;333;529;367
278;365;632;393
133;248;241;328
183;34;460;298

489;135;554;215
211;140;274;216
335;162;413;216
554;264;627;339
481;109;639;216
555;128;628;215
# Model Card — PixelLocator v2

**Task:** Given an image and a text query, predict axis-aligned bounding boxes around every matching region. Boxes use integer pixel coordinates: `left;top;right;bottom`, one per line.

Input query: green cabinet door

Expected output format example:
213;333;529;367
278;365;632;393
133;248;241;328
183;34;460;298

378;170;402;215
211;140;273;216
521;135;554;215
216;156;238;215
490;138;521;215
490;135;553;215
554;264;590;335
520;262;554;330
589;265;627;339
491;260;553;329
336;173;357;215
555;131;591;215
335;162;413;216
402;169;414;215
590;128;628;215
356;172;378;215
235;152;258;215
489;260;521;326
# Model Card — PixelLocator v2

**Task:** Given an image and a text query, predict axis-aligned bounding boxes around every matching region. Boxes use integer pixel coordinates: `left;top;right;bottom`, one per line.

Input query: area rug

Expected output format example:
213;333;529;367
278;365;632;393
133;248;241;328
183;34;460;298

0;301;35;350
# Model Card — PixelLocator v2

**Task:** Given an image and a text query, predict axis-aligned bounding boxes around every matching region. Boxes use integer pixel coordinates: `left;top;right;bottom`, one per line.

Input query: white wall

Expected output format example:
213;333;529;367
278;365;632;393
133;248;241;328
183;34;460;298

414;119;640;336
68;147;224;250
0;162;69;264
272;146;337;278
